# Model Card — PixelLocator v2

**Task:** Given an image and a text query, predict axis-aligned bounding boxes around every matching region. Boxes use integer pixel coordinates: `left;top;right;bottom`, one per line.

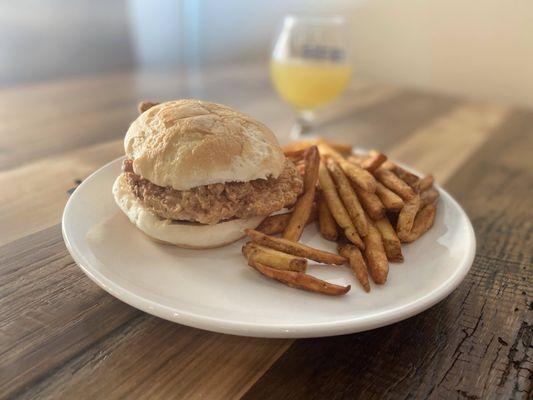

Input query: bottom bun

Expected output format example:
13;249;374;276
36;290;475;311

112;174;265;249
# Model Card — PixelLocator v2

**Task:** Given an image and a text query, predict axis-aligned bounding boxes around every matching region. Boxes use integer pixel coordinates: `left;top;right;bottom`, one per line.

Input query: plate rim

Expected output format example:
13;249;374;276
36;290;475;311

62;156;476;338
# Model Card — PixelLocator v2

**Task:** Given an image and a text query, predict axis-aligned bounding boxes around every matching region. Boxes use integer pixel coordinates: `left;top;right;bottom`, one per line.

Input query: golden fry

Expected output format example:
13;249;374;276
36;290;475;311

296;162;306;177
283;146;320;241
353;185;386;220
317;141;376;192
285;149;306;164
347;154;364;166
318;161;364;249
242;242;307;272
375;181;404;212
245;229;347;265
256;206;317;235
401;204;437;243
374;217;404;262
326;158;368;237
338;243;371;292
396;194;421;241
282;140;314;154
327;141;354;155
361;152;387;172
249;260;351;296
317;190;339;241
379;157;420;188
363;218;389;284
416;174;434;192
283;139;352;155
420;187;440;207
374;168;416;201
394;166;420;188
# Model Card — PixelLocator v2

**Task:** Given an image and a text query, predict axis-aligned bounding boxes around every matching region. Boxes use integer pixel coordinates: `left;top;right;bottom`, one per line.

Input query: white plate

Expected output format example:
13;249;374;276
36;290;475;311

62;157;475;338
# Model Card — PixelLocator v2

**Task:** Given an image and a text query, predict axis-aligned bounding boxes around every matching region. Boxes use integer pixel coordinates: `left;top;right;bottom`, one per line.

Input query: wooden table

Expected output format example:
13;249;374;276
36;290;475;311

1;64;531;399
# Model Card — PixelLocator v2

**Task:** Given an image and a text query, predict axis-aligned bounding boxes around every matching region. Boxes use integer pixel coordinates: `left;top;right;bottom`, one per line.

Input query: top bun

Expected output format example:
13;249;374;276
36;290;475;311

124;99;285;190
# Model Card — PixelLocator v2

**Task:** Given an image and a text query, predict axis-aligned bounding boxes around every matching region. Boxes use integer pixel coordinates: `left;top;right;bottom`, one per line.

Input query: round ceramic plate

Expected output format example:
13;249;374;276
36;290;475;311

62;157;475;338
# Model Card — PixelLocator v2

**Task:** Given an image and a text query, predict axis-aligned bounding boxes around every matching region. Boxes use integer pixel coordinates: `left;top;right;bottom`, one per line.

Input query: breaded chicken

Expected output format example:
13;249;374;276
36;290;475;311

123;159;303;224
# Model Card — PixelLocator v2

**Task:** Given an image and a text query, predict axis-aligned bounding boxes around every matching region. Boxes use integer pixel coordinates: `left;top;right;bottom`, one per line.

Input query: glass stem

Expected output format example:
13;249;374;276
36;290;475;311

290;110;315;140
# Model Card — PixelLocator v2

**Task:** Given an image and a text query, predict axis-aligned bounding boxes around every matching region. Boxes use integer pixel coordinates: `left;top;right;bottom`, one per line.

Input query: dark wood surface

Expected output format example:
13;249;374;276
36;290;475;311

0;64;531;399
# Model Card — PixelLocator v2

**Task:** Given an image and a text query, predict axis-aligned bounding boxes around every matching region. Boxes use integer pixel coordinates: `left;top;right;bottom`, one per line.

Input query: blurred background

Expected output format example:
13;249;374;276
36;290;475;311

2;0;532;107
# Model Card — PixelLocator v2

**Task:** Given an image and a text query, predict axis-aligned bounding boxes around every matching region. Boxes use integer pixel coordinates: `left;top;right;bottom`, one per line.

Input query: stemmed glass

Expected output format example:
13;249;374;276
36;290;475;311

270;15;351;139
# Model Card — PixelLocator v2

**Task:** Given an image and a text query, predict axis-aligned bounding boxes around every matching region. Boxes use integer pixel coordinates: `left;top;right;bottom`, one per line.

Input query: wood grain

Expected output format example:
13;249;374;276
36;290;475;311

0;139;123;246
388;103;510;182
0;225;291;400
0;66;531;399
0;226;140;398
242;110;533;400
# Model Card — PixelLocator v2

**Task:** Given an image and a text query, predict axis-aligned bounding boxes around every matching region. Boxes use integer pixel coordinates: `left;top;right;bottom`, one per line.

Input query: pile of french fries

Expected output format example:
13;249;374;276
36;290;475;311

242;138;439;296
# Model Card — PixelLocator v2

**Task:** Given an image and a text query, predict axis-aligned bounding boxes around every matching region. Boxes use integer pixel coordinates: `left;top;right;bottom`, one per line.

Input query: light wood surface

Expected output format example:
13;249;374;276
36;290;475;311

0;64;531;399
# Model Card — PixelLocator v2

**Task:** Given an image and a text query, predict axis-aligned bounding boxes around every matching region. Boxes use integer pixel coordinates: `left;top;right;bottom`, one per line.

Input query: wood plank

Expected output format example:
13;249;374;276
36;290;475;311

242;110;533;400
388;102;510;182
0;226;141;399
0;139;123;246
0;73;137;170
17;316;291;400
320;90;459;151
0;225;290;400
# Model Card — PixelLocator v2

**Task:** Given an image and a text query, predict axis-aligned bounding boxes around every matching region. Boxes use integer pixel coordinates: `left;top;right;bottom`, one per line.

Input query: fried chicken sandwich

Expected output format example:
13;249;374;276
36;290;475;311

113;99;303;248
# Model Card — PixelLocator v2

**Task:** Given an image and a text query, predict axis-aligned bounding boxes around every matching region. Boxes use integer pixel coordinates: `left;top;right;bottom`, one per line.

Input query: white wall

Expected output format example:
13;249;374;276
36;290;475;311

350;0;533;108
133;0;532;108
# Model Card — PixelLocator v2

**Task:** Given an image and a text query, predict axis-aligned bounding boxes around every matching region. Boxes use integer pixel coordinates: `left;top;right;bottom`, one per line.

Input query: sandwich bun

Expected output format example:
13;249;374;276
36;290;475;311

125;99;285;190
113;173;265;249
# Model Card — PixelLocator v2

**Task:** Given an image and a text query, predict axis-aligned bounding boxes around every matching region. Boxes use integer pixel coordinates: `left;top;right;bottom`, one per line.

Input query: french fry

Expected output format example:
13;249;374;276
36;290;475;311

317;190;339;241
284;149;306;164
295;162;306;177
242;242;307;272
318;161;364;249
401;204;437;243
361;151;387;172
374;168;416;201
256;206;317;235
338;243;371;292
282;140;314;154
283;139;352;155
420;187;440;207
416;174;434;192
283;146;320;241
374;217;404;262
245;229;346;265
380;158;420;188
396;194;421;241
327;141;353;155
249;260;351;296
380;159;395;170
363;218;389;284
353;185;386;220
326;158;368;237
257;214;291;234
394;166;420;188
317;141;376;192
347;154;364;166
375;181;404;212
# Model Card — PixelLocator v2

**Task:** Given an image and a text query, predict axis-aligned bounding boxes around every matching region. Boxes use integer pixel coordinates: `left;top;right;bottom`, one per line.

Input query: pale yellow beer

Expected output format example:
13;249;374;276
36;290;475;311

270;60;352;110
